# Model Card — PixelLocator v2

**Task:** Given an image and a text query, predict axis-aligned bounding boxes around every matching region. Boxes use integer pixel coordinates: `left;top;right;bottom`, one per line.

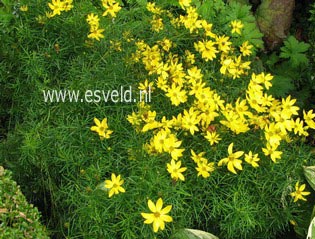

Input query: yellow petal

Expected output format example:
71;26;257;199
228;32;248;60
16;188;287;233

156;198;163;212
90;126;99;132
119;186;125;193
299;184;306;191
218;158;228;166
227;162;237;174
161;214;173;222
161;205;172;214
234;151;244;158
108;189;114;197
94;117;101;126
141;213;154;224
233;159;243;170
228;143;234;154
148;200;156;213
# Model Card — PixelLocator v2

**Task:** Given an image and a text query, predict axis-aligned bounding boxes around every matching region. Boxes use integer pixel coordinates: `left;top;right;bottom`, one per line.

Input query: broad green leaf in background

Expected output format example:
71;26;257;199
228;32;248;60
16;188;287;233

304;166;315;191
267;74;294;98
171;229;219;239
306;217;315;239
280;36;310;67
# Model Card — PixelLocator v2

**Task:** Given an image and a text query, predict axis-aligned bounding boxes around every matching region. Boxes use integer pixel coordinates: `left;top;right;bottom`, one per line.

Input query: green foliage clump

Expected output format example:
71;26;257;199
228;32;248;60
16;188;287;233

263;35;313;107
0;166;49;239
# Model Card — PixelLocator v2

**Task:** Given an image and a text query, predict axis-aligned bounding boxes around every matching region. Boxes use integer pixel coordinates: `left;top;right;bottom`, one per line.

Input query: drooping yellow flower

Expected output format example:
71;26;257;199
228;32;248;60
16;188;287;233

104;173;125;197
290;181;311;202
230;20;243;35
167;159;187;181
90;117;113;139
218;143;244;174
141;198;173;233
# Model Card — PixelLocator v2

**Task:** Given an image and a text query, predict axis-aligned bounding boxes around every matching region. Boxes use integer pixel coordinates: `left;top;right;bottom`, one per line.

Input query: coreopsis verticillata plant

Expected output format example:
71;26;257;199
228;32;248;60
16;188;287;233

90;117;113;139
290;182;311;202
10;0;315;238
218;143;244;174
141;198;173;233
104;173;125;197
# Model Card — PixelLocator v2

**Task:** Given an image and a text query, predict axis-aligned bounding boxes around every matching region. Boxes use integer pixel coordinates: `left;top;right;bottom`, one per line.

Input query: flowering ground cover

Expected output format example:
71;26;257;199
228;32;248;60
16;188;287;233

1;0;315;238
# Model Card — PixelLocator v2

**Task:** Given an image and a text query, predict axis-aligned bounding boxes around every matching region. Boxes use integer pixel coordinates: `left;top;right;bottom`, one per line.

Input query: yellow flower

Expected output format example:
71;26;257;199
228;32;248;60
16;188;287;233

290;182;311;202
102;0;122;18
152;128;171;153
151;16;164;32
218;143;244;174
167;159;187;181
230;20;243;35
194;40;218;61
138;79;155;94
204;131;221;145
216;35;232;54
179;0;191;9
262;144;282;162
110;40;122;51
90;117;113;139
141;198;173;233
281;95;299;119
181;108;200;135
146;2;163;15
240;41;253;56
165;83;187;106
48;0;64;17
104;173;125;197
86;13;100;30
196;161;215;178
158;38;173;52
185;50;195;65
62;0;73;11
20;5;28;12
303;110;315;129
244;151;260;168
88;28;105;41
190;150;207;164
